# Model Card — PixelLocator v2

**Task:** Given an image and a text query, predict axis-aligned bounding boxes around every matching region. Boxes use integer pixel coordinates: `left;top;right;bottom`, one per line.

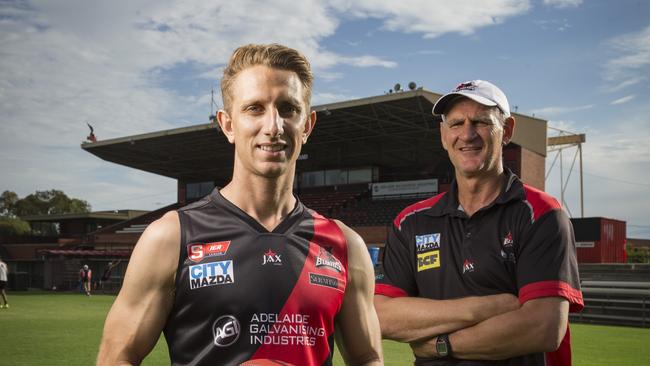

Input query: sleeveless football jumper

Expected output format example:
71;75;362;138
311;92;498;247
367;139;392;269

164;189;349;366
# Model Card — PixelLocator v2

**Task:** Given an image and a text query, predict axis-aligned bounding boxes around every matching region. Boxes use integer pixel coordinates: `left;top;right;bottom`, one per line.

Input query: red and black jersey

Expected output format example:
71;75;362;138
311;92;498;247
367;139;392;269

376;171;583;366
164;189;348;366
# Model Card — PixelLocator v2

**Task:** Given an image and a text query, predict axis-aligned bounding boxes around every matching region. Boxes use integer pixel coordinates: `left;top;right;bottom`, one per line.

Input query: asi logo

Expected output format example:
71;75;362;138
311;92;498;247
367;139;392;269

212;315;240;347
188;241;231;262
415;233;441;253
315;247;343;272
417;250;440;272
262;249;282;265
189;260;234;290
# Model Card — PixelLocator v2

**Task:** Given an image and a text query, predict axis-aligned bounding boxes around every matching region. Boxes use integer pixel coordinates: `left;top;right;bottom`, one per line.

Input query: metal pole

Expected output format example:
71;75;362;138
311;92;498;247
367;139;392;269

579;143;584;218
559;150;566;206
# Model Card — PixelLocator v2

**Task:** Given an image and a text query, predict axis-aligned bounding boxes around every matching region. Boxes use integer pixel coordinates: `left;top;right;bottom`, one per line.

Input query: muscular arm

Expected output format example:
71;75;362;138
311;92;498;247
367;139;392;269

411;297;569;360
374;293;520;343
96;211;180;366
333;222;383;365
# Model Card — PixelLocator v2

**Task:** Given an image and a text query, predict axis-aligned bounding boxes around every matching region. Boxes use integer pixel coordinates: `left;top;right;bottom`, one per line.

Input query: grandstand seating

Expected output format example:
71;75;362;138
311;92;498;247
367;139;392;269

571;264;650;328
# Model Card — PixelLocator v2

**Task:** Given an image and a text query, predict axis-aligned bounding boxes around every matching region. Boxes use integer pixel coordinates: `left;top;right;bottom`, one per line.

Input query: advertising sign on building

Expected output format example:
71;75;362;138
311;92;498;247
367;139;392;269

371;179;438;198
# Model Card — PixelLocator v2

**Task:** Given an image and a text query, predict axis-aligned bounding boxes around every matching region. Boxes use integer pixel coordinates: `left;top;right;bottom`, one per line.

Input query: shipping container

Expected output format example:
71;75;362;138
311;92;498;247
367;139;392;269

571;217;627;263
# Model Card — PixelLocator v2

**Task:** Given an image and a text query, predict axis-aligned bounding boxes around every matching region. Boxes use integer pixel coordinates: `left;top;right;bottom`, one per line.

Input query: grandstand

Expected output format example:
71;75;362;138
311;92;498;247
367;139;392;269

81;88;547;248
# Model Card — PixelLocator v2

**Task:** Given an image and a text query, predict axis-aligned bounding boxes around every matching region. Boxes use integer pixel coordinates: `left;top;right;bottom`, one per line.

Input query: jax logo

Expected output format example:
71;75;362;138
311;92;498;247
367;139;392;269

189;260;234;290
415;233;441;253
262;249;282;266
503;231;514;247
462;259;475;274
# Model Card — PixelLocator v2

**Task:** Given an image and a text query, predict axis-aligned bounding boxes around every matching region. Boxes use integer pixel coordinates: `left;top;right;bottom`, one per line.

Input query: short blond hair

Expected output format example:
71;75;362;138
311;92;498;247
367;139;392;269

221;43;313;113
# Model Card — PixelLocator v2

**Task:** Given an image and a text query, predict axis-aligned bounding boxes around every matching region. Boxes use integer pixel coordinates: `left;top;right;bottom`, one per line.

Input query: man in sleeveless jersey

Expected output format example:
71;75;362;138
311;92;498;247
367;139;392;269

98;44;383;365
374;80;583;365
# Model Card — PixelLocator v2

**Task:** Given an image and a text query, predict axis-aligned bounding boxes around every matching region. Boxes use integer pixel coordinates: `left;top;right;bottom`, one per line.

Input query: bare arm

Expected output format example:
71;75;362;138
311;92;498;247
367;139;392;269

373;293;519;343
411;297;569;360
334;222;383;366
96;211;180;366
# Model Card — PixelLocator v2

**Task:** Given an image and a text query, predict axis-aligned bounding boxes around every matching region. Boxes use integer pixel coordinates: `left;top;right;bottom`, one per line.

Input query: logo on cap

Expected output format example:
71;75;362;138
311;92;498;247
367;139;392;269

454;82;477;92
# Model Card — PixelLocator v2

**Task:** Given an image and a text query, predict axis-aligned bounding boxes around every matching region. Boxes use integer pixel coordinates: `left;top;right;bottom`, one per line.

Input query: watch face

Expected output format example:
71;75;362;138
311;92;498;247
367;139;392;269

436;339;448;356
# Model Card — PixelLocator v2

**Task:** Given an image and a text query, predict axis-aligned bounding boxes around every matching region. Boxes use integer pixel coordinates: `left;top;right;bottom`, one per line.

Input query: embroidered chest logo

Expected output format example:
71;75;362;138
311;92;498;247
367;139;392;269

262;249;282;266
315;247;343;273
188;241;231;262
500;230;517;263
415;233;441;253
462;259;475;274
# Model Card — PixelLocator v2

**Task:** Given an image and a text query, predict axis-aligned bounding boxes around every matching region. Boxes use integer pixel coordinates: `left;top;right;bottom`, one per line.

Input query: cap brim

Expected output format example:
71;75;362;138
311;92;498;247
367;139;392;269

432;92;497;115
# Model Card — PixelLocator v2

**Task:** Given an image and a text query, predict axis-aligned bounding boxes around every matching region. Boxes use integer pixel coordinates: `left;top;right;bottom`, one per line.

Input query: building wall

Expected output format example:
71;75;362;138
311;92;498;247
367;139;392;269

520;147;545;191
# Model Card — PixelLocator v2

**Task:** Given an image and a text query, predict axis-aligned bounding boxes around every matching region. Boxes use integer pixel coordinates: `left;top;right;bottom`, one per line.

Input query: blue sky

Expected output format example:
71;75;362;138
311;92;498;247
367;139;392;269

1;0;649;237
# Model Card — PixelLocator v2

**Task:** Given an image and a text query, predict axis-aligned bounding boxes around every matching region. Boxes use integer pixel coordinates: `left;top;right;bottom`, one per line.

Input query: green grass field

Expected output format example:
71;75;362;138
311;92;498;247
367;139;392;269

1;292;649;365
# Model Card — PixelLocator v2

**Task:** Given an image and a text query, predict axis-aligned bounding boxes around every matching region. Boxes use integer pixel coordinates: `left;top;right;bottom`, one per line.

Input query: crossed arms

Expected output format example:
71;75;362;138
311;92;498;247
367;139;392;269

374;291;569;360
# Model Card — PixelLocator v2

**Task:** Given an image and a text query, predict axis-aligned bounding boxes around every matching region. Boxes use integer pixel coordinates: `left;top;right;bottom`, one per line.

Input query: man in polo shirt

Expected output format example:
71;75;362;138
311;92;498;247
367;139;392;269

374;80;583;365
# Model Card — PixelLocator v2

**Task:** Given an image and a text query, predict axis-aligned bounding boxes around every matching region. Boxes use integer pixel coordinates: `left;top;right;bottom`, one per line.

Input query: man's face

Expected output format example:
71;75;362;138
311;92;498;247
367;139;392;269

217;65;315;179
440;98;514;179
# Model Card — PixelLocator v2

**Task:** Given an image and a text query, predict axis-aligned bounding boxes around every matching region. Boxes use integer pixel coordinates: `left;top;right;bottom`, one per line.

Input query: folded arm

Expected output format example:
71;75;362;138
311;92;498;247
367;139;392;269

374;292;520;343
411;297;569;360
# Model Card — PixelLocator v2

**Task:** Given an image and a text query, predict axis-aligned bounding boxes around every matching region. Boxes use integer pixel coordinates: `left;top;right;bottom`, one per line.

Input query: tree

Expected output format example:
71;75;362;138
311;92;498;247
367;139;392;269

11;190;91;217
0;191;19;218
0;190;91;236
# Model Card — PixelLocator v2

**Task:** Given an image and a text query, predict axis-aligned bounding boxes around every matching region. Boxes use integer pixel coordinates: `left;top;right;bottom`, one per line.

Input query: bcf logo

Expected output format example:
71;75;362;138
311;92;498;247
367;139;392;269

213;315;240;347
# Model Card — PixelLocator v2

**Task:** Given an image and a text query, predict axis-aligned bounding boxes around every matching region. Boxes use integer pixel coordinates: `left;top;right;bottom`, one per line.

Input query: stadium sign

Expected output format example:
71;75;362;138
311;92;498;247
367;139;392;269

371;179;438;198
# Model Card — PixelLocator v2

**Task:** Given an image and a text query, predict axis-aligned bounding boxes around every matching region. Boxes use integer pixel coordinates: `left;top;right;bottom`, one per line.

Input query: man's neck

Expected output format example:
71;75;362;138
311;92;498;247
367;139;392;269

455;169;505;217
220;171;296;232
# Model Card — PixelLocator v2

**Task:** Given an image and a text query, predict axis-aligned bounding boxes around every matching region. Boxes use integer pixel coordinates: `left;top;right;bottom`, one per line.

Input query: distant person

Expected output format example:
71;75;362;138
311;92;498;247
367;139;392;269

374;80;583;365
97;44;382;365
98;260;121;292
79;264;92;296
0;256;8;308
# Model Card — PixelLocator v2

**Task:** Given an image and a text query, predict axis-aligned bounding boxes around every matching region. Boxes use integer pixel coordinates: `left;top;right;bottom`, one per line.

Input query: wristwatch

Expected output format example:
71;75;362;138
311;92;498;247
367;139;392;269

436;333;452;358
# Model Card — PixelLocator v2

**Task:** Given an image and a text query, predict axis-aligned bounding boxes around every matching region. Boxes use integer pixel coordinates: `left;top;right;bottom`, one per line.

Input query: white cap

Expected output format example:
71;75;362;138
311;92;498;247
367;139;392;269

433;80;510;117
83;265;89;270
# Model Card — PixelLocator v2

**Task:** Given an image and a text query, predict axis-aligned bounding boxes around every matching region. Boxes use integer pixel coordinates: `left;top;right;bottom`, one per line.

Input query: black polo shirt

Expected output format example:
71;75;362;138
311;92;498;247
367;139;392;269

376;171;583;366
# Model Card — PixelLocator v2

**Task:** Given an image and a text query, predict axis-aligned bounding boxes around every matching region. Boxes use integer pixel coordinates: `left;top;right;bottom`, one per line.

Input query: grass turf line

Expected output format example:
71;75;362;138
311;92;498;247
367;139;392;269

1;293;649;365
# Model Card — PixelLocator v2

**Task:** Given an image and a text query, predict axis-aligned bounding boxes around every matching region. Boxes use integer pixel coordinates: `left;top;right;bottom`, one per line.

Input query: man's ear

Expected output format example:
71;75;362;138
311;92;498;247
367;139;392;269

301;110;317;144
502;116;516;145
216;109;235;144
440;122;449;151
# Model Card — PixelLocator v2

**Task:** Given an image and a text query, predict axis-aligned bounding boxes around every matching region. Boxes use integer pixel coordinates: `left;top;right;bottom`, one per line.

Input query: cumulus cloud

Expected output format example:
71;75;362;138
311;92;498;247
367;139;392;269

330;0;531;38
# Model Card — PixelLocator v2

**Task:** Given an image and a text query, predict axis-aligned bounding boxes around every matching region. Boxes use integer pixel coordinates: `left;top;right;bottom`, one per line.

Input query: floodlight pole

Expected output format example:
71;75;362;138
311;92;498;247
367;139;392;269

579;143;584;218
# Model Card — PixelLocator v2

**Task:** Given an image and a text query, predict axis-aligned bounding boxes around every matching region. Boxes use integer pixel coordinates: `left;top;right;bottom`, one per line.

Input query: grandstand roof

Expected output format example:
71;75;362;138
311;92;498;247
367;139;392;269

82;89;547;183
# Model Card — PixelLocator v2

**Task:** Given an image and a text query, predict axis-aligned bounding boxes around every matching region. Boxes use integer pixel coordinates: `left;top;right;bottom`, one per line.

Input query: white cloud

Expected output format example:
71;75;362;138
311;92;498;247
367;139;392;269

610;95;636;105
543;0;583;9
605;76;645;93
329;0;531;38
603;26;650;82
0;0;538;211
530;104;594;116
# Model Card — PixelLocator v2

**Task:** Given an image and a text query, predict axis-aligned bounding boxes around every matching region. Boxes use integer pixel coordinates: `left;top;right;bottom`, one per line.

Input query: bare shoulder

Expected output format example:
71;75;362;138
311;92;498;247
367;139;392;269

332;220;373;282
126;210;181;286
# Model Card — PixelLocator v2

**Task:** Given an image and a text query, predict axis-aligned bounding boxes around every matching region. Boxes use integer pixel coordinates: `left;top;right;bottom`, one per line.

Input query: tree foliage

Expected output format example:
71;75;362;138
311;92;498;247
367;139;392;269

0;190;91;236
1;190;91;217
